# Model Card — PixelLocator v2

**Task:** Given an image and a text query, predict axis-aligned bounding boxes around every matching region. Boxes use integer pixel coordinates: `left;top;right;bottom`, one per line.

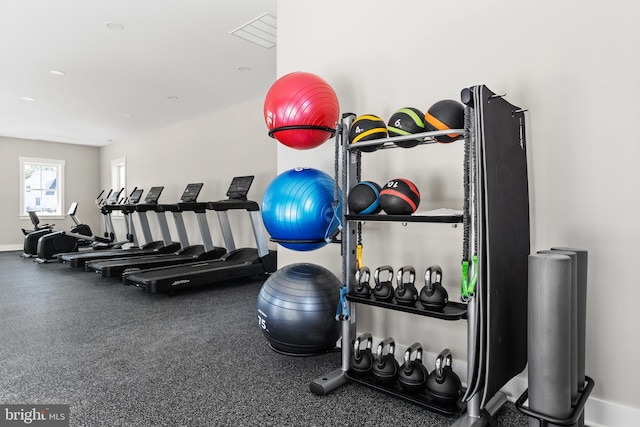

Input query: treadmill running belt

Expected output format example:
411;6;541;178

123;251;269;294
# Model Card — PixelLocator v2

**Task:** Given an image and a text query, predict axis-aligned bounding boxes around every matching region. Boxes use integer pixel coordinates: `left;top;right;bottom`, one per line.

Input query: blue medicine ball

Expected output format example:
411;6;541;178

261;167;342;251
348;181;382;214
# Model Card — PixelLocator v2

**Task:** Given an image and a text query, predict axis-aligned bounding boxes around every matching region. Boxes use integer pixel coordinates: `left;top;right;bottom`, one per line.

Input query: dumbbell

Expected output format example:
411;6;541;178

373;265;394;302
394;265;418;306
371;337;399;386
398;342;429;393
350;332;374;376
426;348;462;405
353;266;372;298
419;265;449;311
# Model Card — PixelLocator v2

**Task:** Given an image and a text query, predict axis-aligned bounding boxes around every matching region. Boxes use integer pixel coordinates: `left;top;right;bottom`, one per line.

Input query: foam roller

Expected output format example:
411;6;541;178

539;250;578;427
528;254;572;427
552;247;588;427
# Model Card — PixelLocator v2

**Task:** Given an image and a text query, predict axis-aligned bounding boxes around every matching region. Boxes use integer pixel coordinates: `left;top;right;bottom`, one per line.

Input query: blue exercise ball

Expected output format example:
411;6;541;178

261;167;341;251
256;263;341;355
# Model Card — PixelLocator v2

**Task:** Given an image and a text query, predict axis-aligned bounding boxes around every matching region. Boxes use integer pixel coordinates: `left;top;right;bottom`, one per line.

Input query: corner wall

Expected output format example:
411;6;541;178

0;136;101;249
276;0;640;416
99;97;277;250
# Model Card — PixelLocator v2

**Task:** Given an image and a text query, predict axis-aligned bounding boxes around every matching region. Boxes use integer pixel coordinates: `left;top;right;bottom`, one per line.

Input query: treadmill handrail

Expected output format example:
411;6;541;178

206;200;259;211
177;202;209;213
155;204;183;213
135;204;160;213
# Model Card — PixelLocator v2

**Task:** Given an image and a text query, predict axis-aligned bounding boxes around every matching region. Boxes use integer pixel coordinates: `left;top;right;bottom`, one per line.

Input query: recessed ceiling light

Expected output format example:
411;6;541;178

122;113;134;118
237;66;252;72
49;70;66;76
105;22;124;30
21;97;35;102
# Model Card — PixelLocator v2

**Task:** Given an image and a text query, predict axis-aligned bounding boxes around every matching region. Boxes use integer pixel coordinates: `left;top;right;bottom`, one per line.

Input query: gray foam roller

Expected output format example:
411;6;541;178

539;249;578;427
552;247;588;427
528;254;572;427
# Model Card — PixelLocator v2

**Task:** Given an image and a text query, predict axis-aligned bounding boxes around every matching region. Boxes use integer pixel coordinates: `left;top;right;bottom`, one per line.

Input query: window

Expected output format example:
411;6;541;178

111;158;126;193
19;157;65;217
111;158;126;216
111;158;126;195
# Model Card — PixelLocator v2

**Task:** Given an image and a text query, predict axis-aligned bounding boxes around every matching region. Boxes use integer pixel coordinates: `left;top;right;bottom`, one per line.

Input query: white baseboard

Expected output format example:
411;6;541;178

583;397;640;427
0;244;22;252
494;372;639;427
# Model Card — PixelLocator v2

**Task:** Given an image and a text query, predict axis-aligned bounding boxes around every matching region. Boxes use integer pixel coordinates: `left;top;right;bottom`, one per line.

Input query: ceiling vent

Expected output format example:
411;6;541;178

230;13;277;49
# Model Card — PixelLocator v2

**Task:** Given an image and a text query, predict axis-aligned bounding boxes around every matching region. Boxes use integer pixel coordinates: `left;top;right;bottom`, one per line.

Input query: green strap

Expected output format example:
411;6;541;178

467;254;478;297
461;260;469;300
461;254;479;300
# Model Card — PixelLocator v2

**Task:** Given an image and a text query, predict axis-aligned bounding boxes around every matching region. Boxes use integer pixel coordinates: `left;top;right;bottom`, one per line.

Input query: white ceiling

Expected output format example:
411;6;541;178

0;0;277;146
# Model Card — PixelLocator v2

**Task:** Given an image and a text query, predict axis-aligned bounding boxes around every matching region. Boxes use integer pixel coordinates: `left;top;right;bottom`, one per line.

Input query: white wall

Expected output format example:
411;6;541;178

277;0;640;413
100;97;277;250
0;136;101;248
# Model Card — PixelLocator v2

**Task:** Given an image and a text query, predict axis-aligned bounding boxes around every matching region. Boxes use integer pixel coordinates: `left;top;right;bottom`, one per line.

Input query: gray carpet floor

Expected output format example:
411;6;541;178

0;250;528;426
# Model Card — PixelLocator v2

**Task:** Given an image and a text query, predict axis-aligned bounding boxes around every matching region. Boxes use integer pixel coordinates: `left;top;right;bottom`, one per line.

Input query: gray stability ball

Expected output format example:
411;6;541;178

257;263;341;356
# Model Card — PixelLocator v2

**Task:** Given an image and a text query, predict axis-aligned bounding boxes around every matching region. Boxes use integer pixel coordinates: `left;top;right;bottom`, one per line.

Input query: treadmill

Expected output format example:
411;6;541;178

86;182;228;278
57;186;179;268
96;188;126;247
122;176;277;294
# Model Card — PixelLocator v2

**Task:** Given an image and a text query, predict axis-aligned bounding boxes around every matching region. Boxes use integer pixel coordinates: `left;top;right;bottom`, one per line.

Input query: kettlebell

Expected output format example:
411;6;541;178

353;266;372;298
371;337;399;386
350;332;374;376
394;265;418;306
426;349;462;405
398;342;429;393
373;265;394;302
420;265;449;311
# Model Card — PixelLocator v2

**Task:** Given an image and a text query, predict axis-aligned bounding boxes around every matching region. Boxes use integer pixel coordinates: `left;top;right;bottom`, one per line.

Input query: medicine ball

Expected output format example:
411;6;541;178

348;181;382;215
349;114;388;152
256;263;341;356
264;71;340;150
380;178;420;215
387;107;426;148
425;99;465;143
261;167;341;251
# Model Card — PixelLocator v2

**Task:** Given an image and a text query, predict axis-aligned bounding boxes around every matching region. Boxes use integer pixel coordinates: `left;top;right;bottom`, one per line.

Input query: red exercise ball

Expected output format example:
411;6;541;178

264;71;340;150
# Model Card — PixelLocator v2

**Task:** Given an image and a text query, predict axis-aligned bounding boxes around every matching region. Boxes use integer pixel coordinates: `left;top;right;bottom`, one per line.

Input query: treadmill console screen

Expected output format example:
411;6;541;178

129;189;144;204
226;176;254;200
181;183;204;203
67;202;78;215
144;186;164;204
107;188;124;205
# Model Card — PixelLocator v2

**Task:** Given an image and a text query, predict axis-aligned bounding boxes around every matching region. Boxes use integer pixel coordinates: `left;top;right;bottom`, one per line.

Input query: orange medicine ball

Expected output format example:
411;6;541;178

425;99;465;143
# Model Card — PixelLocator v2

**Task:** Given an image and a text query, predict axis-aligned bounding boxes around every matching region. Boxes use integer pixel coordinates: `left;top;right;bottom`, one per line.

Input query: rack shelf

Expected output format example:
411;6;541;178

347;213;463;224
347;293;467;320
346;371;467;417
346;128;465;151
